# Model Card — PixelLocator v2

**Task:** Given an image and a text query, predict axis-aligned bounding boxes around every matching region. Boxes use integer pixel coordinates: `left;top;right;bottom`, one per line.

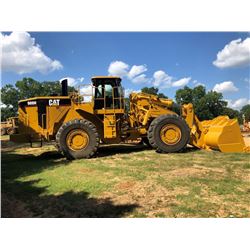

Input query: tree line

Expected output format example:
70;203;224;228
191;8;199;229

1;78;250;123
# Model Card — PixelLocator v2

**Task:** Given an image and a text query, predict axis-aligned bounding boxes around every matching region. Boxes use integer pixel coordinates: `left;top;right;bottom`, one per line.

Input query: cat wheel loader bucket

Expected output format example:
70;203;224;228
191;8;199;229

201;116;249;152
182;104;249;153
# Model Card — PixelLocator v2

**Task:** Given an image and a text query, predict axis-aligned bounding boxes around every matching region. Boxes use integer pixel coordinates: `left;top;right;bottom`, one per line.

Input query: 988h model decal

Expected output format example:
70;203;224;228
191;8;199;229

19;98;71;107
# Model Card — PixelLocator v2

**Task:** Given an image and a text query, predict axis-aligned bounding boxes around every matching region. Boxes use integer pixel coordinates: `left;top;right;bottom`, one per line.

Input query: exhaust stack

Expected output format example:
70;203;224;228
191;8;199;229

61;79;68;96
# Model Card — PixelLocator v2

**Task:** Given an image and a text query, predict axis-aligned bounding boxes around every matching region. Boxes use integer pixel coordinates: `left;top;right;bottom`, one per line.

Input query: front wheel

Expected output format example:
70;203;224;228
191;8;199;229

56;119;99;160
147;114;190;153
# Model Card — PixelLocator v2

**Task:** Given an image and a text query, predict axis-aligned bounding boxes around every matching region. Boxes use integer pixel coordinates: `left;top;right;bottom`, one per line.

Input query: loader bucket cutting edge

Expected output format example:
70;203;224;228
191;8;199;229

200;116;248;153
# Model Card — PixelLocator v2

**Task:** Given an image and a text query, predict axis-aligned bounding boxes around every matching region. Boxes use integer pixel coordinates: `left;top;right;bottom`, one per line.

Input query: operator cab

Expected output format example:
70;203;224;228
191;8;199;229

91;76;124;110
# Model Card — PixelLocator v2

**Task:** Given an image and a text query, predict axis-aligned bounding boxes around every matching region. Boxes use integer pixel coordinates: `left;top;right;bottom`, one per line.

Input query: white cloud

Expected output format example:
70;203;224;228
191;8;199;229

0;32;63;74
60;77;84;87
61;77;76;87
226;98;250;110
79;85;93;102
128;65;147;79
244;77;250;85
125;88;140;98
107;61;191;89
108;61;129;77
153;70;190;88
213;81;238;93
108;61;149;84
172;77;191;87
153;70;172;87
79;77;84;83
244;77;250;90
80;85;93;95
213;38;250;69
131;74;150;84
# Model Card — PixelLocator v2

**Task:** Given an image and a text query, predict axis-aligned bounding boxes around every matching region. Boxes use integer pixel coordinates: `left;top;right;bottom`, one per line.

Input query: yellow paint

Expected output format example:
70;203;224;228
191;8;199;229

104;115;117;138
182;103;249;153
11;76;249;153
66;129;89;151
160;124;181;145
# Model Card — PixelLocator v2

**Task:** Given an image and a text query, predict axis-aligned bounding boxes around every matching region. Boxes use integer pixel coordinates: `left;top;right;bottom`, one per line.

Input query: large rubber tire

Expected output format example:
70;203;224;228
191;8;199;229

147;114;190;153
56;119;99;160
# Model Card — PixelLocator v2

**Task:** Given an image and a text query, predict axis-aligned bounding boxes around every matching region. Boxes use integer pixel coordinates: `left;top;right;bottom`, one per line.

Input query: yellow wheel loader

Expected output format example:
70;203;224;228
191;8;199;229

10;76;249;159
1;117;18;136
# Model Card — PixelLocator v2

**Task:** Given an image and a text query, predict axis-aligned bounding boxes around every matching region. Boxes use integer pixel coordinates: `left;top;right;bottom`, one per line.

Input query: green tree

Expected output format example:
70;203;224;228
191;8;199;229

1;107;16;121
241;104;250;121
141;87;168;98
141;87;158;95
222;107;240;119
15;78;41;99
175;86;228;121
192;85;206;103
1;84;19;114
222;107;241;123
175;86;193;105
194;97;213;120
202;91;227;119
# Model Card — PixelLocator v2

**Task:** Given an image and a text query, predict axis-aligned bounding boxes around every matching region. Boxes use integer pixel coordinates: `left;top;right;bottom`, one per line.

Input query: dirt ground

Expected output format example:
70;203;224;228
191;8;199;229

1;134;250;218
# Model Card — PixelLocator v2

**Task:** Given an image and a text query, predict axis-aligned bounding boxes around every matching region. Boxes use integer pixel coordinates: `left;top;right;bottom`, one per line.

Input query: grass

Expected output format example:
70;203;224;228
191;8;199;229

1;137;250;218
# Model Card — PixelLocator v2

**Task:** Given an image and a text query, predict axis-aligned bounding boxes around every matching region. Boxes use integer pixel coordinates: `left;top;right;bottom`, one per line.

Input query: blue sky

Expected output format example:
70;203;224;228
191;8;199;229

1;32;250;109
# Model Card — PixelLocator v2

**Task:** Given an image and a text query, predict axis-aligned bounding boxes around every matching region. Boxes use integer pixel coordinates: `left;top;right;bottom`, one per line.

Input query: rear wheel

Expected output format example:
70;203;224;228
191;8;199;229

147;114;190;153
56;119;99;160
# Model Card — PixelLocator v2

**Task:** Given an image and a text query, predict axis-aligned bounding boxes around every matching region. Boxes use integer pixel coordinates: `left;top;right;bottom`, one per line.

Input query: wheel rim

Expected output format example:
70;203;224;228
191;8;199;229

160;124;181;145
66;129;89;151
